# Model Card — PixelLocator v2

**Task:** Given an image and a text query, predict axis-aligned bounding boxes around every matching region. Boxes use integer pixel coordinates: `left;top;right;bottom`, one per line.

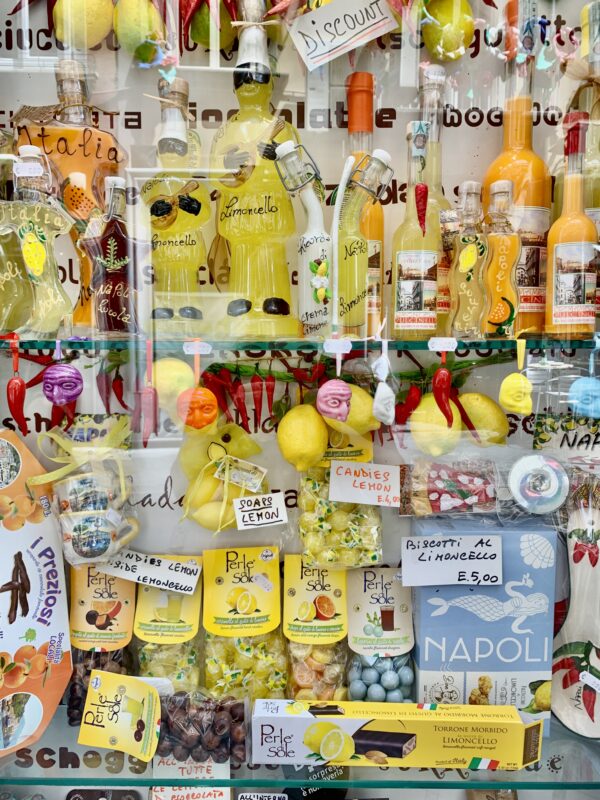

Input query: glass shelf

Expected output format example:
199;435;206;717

0;714;597;790
0;337;596;353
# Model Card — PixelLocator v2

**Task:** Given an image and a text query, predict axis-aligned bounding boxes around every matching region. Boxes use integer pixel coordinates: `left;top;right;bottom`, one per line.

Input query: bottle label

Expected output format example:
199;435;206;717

585;208;600;316
551;241;596;327
367;239;383;315
508;206;550;313
394;250;438;331
437;210;459;315
301;233;331;336
283;555;347;644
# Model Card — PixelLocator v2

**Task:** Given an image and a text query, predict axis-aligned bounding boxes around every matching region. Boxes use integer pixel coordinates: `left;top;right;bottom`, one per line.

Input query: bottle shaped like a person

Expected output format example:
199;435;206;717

275;141;332;338
546;112;597;338
141;78;212;336
81;177;142;336
391;122;442;341
337;150;393;337
0;146;73;337
448;182;489;339
13;59;127;331
484;180;520;339
210;2;302;338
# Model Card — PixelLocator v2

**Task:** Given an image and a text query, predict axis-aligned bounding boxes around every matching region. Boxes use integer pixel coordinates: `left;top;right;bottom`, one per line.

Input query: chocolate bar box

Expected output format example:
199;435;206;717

412;518;557;734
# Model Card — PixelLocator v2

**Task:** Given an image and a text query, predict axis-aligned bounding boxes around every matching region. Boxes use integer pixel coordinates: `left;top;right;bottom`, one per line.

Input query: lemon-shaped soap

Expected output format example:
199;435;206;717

459;392;509;446
323;384;381;437
277;405;329;472
409;392;462;456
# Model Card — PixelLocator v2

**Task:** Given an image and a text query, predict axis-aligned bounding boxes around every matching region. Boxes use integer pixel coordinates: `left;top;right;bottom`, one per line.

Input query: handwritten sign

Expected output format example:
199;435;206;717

152;758;230;800
100;550;201;595
401;535;503;587
329;461;401;507
289;0;398;71
234;493;288;530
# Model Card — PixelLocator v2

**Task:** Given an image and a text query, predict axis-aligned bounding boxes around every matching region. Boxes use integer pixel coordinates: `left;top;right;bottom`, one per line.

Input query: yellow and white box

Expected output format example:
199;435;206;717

252;700;542;770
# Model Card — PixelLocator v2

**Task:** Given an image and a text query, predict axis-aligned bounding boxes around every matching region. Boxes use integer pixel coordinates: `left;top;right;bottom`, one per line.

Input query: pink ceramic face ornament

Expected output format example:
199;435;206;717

43;363;84;406
317;379;352;422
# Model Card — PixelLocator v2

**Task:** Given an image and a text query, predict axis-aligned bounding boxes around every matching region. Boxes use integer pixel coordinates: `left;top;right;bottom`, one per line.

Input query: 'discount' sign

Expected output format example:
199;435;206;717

289;0;398;71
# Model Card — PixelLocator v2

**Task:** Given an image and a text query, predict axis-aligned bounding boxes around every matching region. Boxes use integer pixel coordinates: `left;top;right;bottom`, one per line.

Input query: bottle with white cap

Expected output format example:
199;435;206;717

275;141;332;339
0;145;73;337
337;149;393;338
448;181;489;339
484;180;520;339
80;176;142;336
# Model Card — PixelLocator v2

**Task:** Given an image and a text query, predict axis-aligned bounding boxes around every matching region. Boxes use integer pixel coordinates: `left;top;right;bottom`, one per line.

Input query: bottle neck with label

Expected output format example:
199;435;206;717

503;58;534;152
460;184;483;234
561;113;588;216
55;60;92;127
421;65;446;198
105;178;127;222
157;78;191;169
14;146;50;203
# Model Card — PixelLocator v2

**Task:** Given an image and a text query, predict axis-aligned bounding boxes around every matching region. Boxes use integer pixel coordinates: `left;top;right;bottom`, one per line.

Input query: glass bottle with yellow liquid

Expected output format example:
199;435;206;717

392;121;441;341
141;78;212;337
13;60;127;331
482;0;551;335
420;64;457;334
546;112;597;339
448;182;489;339
0;146;73;337
346;72;385;336
484;180;520;339
210;6;302;338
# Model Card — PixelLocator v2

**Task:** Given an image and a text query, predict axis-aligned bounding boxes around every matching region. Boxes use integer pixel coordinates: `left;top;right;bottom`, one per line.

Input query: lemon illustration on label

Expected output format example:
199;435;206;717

18;223;47;277
227;587;246;609
303;721;338;754
319;729;356;762
459;242;477;273
236;591;256;615
297;601;317;622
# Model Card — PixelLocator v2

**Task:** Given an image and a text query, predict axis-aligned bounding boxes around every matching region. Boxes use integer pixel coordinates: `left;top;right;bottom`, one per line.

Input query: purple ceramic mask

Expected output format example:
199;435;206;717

43;363;84;406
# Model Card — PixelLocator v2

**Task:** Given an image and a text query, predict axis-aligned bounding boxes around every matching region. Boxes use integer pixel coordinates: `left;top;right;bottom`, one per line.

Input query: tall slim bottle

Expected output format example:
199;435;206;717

347;72;384;336
482;0;551;334
545;112;597;338
392;122;441;341
484;180;520;338
337;151;392;337
420;64;457;334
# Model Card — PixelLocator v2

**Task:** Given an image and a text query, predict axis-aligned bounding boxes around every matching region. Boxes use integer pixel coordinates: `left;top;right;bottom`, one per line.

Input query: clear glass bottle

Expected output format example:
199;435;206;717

420;64;457;334
0;146;73;337
482;0;551;335
275;141;332;339
141;77;211;337
391;121;441;341
81;177;141;336
484;180;520;339
546;112;597;338
347;72;385;336
337;150;393;337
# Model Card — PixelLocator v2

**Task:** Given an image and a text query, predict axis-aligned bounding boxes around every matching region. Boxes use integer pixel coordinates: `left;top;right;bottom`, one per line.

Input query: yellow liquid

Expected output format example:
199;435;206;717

448;234;489;339
484;231;520;338
211;82;301;338
0;231;34;333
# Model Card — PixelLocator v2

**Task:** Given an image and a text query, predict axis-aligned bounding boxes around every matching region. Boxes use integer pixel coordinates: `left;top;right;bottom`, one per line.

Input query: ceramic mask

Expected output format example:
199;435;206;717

43;363;84;405
316;379;352;422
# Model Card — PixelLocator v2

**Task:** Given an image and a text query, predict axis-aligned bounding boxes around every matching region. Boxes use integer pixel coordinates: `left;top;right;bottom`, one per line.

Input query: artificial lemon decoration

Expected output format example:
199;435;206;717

534;680;552;712
459;392;509;446
113;0;165;55
499;372;533;415
409;392;462;456
422;0;475;61
190;1;236;49
323;384;381;437
53;0;114;49
277;405;329;471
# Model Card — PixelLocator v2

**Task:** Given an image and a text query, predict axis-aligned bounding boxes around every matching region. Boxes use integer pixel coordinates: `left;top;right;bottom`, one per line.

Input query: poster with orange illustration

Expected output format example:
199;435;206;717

0;430;72;757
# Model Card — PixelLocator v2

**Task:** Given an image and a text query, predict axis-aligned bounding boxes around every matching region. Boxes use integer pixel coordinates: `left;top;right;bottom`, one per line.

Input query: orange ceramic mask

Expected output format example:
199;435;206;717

177;387;219;429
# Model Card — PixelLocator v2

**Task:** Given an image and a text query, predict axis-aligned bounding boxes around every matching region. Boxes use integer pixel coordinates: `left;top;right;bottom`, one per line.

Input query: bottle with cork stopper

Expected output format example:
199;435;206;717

545;111;597;338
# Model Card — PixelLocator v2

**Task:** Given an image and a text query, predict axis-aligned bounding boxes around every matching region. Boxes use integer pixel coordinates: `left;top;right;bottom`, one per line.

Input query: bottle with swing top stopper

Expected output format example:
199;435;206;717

484;180;520;338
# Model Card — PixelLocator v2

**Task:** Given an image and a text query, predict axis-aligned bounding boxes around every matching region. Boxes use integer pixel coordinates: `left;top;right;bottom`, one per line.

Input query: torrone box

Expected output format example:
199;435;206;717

251;700;542;770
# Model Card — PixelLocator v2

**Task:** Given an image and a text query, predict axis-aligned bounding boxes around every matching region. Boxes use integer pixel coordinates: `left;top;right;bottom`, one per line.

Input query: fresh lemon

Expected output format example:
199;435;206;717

319;729;355;762
190;1;236;49
236;591;256;615
421;0;474;61
458;392;509;446
409;392;462;456
303;721;337;754
53;0;114;49
323;384;381;437
297;601;316;622
277;405;329;472
459;243;477;272
534;680;552;712
227;587;246;609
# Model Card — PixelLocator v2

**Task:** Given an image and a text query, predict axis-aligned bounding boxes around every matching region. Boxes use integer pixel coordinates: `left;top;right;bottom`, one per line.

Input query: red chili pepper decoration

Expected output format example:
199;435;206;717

250;372;263;433
563;668;581;690
96;368;112;415
231;377;251;433
131;372;143;434
265;373;276;419
432;362;453;428
583;685;597;721
112;371;131;411
415;182;428;235
395;384;422;425
141;341;159;448
202;370;233;422
449;386;481;443
51;405;65;429
6;341;28;437
552;657;577;674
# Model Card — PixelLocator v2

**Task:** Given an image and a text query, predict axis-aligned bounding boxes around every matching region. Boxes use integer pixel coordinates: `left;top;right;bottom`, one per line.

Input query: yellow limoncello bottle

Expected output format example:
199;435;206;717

391;121;441;341
141;77;211;337
210;6;302;338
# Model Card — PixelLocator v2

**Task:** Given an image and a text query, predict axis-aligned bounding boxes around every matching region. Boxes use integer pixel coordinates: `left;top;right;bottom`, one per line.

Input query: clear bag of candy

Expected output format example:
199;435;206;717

136;637;202;693
347;652;415;703
204;631;288;701
287;641;348;702
67;648;131;727
298;467;382;569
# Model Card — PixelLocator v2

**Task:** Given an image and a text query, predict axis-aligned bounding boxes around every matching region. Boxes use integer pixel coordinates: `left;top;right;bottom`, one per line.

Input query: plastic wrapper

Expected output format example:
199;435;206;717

157;691;248;765
204;631;287;700
287;640;348;701
66;648;131;727
347;652;415;703
298;468;382;569
136;637;202;693
402;458;498;517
